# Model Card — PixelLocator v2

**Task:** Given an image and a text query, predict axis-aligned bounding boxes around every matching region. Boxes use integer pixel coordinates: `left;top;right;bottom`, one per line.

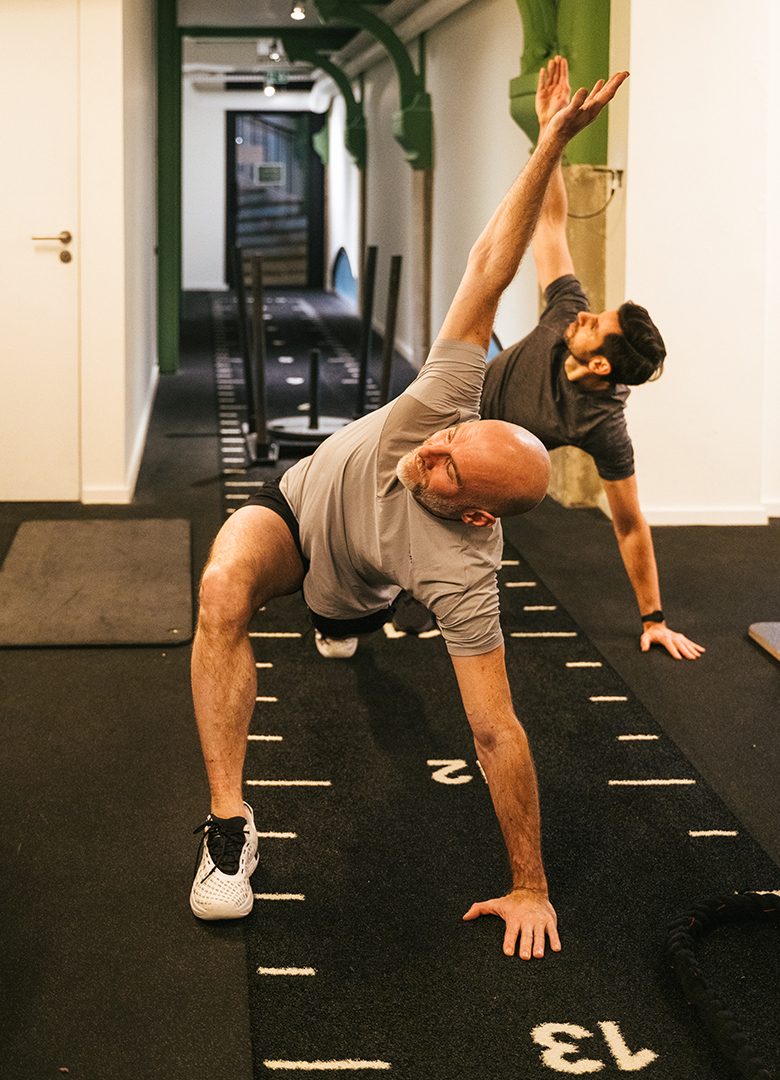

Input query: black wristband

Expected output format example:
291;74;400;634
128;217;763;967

641;609;665;624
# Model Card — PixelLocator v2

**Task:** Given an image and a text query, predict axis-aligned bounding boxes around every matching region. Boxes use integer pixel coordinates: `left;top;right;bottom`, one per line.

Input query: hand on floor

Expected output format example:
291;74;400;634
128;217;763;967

640;624;705;660
463;888;561;959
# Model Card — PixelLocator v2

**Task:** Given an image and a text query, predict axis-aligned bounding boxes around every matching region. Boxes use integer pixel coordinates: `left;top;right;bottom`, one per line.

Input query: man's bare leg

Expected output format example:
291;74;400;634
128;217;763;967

192;506;305;819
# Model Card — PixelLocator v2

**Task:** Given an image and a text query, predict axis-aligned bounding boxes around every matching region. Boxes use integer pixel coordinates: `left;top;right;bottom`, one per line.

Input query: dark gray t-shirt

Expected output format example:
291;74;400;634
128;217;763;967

480;275;635;481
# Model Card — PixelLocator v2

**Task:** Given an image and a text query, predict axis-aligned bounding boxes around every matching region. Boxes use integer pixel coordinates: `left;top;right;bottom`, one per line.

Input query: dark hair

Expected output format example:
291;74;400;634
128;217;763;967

598;301;666;386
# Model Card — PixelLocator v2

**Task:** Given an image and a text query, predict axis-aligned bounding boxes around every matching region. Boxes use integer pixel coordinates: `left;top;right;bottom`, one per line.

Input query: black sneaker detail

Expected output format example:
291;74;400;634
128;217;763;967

192;815;248;882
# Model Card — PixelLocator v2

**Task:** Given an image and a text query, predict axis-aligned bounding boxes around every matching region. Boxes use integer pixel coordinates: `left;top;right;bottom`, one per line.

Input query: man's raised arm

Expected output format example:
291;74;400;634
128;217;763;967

532;55;576;291
437;69;628;352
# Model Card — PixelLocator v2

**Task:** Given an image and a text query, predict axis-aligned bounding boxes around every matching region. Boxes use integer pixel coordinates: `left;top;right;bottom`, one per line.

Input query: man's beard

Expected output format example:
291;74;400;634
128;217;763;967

396;450;460;520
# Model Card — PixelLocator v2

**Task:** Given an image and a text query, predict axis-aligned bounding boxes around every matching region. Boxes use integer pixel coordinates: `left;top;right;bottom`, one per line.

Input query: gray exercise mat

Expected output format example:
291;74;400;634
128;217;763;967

0;519;192;645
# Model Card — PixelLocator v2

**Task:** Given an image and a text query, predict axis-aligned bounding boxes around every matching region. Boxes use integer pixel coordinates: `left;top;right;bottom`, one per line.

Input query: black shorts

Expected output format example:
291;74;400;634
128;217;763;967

241;478;391;639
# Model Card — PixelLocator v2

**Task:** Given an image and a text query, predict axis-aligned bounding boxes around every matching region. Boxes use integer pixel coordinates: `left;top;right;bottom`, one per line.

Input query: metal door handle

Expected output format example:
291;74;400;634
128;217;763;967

31;230;72;244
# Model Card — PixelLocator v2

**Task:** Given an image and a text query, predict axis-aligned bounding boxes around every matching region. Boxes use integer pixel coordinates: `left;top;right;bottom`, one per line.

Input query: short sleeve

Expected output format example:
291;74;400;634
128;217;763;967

538;275;589;335
429;570;504;657
405;339;487;422
585;414;636;481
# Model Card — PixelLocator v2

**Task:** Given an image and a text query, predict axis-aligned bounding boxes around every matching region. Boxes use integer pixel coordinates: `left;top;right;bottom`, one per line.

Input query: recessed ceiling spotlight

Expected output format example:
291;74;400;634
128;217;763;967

269;40;281;62
290;1;306;21
263;83;276;97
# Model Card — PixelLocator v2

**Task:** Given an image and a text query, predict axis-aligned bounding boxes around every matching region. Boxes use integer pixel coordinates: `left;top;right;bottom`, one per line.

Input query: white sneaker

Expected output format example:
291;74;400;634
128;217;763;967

315;630;358;659
189;801;259;920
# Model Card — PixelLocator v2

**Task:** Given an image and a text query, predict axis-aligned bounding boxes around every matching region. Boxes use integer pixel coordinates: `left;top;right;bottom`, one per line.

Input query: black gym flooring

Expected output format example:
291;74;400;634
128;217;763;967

0;290;778;1079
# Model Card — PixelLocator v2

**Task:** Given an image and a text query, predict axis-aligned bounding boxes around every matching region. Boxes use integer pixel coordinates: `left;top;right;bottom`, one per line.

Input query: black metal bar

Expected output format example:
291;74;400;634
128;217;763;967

308;348;320;431
231;245;257;432
355;244;377;417
249;254;269;443
379;254;402;406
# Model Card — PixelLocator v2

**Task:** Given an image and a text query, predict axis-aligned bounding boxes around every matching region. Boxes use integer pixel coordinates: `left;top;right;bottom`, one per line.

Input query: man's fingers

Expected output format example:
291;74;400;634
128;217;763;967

518;922;534;960
547;919;562;953
539;65;548;90
533;922;547;958
640;632;651;652
665;638;683;660
503;920;520;957
462;901;488;921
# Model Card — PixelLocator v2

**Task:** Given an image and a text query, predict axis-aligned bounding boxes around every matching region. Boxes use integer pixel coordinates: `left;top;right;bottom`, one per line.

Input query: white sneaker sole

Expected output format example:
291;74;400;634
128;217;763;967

189;845;259;920
315;632;358;659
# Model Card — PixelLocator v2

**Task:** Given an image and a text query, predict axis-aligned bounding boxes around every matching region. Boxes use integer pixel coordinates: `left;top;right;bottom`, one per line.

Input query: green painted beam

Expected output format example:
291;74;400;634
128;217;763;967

510;0;611;165
282;36;367;168
157;0;181;374
314;0;432;169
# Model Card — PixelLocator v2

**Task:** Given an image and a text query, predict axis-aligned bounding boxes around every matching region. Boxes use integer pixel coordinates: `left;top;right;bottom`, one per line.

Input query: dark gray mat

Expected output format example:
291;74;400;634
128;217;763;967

0;519;192;645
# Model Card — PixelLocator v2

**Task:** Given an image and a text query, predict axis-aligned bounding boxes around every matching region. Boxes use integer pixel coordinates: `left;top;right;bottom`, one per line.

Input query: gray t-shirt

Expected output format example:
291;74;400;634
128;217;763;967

280;340;504;657
480;275;635;481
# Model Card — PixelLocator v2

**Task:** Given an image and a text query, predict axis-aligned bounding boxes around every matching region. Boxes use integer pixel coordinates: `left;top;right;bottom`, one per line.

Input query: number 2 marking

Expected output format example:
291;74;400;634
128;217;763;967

426;759;473;784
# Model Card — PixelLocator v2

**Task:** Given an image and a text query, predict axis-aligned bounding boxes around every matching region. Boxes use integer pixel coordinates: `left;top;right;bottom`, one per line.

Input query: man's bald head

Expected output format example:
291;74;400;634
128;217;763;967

396;419;550;525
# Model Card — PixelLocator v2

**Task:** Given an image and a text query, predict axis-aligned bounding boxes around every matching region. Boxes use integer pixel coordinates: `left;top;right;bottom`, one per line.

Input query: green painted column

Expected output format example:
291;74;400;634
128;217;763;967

510;0;611;165
156;0;181;374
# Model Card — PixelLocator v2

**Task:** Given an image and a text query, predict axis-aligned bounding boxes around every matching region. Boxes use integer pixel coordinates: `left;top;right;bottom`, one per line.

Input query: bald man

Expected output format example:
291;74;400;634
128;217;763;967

190;70;628;958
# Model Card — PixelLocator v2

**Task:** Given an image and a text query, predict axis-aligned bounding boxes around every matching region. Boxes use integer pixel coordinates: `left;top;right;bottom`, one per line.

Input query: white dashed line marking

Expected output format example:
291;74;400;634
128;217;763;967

264;1063;391;1072
246;780;332;787
248;734;283;741
618;734;659;741
505;581;537;588
500;559;519;566
689;830;739;837
566;661;602;668
256;696;279;703
258;831;297;839
523;605;557;611
249;632;303;639
511;632;577;638
257;967;315;976
609;779;696;786
254;893;305;901
590;695;628;702
227;481;265;487
286;377;305;385
256;662;273;668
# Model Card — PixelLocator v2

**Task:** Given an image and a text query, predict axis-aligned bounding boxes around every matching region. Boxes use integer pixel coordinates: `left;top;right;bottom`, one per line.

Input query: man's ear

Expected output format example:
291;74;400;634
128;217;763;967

588;355;612;377
461;508;496;528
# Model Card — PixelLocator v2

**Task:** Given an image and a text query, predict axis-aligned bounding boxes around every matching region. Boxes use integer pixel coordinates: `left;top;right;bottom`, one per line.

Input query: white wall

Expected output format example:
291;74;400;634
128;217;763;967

123;0;158;490
79;0;158;504
182;81;319;290
621;0;774;524
763;0;780;517
325;92;361;292
326;0;537;363
426;0;537;352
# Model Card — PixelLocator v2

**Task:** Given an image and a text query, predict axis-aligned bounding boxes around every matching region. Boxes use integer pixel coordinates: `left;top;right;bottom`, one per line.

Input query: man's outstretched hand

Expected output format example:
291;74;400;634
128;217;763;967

640;623;706;661
463;888;561;959
536;55;571;132
544;68;629;146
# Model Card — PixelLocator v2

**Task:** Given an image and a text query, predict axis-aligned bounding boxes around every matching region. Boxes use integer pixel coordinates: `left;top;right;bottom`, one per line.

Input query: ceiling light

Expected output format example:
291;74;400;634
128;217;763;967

269;40;281;62
290;1;306;20
263;83;276;97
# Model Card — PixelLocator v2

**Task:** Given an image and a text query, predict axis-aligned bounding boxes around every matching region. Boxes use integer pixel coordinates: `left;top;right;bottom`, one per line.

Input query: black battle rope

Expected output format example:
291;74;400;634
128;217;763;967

664;892;779;1079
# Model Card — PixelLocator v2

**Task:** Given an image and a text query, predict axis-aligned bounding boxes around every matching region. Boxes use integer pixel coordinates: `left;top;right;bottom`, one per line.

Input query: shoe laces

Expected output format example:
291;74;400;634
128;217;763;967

193;816;248;881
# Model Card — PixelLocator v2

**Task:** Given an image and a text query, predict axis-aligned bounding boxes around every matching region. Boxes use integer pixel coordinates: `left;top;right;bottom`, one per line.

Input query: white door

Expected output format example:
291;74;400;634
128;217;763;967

0;0;80;501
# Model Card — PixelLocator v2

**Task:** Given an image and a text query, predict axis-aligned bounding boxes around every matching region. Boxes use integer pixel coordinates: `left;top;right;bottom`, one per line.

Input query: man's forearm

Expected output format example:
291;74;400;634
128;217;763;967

614;522;663;617
537;118;568;230
475;720;548;893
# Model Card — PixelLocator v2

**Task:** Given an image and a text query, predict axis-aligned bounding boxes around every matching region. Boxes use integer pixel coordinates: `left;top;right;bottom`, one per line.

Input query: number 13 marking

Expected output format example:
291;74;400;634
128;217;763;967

531;1021;658;1072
